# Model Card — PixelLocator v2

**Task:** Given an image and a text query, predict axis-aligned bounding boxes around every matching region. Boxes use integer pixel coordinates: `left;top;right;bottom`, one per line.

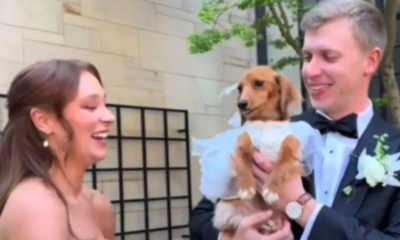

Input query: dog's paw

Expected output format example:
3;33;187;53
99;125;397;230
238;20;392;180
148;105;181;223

239;187;256;200
262;188;279;204
259;218;283;234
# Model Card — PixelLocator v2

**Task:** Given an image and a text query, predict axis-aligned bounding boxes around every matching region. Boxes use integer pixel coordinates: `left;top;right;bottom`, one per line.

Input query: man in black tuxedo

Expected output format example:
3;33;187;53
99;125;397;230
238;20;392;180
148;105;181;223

188;0;400;239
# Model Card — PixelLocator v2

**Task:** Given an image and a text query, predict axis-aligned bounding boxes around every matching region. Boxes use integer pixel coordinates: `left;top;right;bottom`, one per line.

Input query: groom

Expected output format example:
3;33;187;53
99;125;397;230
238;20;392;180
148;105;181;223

189;0;400;239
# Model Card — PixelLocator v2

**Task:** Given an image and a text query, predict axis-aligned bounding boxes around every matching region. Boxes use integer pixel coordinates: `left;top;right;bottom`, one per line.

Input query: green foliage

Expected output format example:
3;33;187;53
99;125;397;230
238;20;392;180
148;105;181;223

187;0;309;71
372;94;389;108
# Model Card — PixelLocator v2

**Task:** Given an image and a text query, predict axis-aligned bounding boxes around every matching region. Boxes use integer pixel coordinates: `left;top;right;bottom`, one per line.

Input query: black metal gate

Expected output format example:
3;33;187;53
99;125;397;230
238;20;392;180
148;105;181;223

0;94;192;240
88;103;192;240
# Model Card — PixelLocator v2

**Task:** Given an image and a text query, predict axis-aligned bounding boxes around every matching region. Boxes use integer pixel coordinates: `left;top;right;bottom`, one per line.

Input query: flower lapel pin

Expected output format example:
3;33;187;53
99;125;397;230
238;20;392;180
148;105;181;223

355;133;400;188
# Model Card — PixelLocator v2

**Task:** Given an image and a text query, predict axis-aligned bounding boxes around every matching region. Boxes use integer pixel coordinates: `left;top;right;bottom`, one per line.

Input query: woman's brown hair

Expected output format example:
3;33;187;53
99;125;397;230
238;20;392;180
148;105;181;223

0;59;102;214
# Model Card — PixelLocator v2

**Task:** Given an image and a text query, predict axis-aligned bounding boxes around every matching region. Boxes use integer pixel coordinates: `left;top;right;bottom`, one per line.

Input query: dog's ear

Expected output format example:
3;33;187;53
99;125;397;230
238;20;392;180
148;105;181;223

274;74;301;119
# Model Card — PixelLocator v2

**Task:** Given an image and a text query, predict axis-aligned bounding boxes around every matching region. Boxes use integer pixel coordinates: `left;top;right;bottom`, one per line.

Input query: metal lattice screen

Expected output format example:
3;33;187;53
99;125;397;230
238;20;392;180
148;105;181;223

0;95;192;240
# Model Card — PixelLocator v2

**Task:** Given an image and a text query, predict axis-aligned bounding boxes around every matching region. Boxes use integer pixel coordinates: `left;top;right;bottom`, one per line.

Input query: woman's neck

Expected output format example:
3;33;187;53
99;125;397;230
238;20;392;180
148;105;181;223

49;158;87;200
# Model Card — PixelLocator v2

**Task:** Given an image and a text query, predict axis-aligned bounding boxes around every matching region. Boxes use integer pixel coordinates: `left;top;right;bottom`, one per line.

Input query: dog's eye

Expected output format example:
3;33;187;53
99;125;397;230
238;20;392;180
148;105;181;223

237;85;242;92
254;80;264;87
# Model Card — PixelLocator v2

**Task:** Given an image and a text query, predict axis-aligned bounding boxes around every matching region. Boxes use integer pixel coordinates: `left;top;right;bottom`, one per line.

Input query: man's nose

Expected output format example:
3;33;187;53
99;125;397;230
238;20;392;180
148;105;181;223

303;59;322;79
237;100;249;110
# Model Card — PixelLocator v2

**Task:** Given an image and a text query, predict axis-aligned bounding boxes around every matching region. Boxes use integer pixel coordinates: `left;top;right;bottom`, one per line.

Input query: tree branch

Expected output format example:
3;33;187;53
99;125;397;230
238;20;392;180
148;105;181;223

267;3;302;57
378;0;400;127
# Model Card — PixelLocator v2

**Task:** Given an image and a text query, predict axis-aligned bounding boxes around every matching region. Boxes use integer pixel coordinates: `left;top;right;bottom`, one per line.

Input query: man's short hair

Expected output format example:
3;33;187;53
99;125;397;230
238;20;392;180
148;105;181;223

300;0;387;54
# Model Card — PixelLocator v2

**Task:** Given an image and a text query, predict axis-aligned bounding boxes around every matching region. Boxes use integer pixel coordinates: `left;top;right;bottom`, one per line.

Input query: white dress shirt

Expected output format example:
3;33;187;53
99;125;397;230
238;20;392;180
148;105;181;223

300;99;374;239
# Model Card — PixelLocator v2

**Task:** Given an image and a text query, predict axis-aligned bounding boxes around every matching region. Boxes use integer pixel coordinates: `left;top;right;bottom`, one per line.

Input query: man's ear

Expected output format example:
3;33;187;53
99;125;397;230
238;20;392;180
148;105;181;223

274;74;301;119
30;108;54;136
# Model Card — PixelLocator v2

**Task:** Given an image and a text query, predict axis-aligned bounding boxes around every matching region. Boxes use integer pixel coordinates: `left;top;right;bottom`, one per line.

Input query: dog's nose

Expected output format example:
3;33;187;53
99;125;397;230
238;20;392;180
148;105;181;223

237;100;248;110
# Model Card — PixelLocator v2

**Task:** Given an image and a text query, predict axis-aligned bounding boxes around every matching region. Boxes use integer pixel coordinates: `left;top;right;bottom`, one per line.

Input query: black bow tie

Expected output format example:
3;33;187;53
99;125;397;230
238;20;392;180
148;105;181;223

311;112;358;139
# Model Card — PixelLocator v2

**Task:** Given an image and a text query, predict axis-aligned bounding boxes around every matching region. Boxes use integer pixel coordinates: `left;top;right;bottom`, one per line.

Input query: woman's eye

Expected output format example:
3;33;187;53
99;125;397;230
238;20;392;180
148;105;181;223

85;106;97;111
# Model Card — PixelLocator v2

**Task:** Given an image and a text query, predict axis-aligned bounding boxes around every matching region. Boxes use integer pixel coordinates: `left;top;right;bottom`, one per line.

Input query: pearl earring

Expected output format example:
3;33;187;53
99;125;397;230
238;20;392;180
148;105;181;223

43;140;49;148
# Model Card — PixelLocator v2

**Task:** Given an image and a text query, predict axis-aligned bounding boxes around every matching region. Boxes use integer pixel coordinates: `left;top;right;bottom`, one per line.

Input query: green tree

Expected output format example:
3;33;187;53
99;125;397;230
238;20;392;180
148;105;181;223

187;0;307;71
187;0;400;127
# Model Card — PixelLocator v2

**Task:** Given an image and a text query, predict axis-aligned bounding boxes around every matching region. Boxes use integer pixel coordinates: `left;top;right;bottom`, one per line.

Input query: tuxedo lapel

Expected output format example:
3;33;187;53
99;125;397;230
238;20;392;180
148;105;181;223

331;114;388;216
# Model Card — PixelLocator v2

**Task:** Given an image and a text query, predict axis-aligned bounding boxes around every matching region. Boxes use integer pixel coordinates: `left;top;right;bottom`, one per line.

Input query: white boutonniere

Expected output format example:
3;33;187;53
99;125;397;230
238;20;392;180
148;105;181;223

355;133;400;188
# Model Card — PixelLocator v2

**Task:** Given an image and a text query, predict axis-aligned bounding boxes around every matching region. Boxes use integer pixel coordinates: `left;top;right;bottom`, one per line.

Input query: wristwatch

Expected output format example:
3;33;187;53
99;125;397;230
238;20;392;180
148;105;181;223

285;192;312;220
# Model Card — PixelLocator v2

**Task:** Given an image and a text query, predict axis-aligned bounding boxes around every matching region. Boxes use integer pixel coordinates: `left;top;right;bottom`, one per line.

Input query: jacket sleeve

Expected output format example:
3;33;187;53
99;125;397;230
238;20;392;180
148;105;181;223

308;190;400;240
189;197;220;240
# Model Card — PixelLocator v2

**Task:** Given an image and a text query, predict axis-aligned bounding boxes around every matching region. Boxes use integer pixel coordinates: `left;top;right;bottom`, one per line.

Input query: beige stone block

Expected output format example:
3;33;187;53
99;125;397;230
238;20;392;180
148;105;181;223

0;0;63;33
173;228;189;240
144;110;164;137
156;14;194;38
64;24;101;51
123;68;163;91
122;57;141;69
120;108;141;137
140;30;223;79
146;141;165;168
223;56;249;68
148;201;168;228
23;29;64;45
124;78;163;91
122;140;143;168
0;96;8;130
101;22;139;57
189;113;224;139
170;170;188;196
0;60;23;88
223;64;249;83
105;85;165;107
125;234;145;240
96;139;119;168
0;24;23;62
63;13;101;29
182;0;250;20
223;47;252;62
156;5;201;23
147;170;167;198
59;0;80;3
166;111;186;139
162;73;205;113
149;0;182;8
99;171;144;201
169;141;187;167
24;41;126;86
197;78;235;107
81;0;156;30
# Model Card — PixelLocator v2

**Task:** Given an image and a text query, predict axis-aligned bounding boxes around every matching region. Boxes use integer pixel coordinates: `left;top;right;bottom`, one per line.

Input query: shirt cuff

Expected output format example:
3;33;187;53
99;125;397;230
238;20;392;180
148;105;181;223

300;203;323;240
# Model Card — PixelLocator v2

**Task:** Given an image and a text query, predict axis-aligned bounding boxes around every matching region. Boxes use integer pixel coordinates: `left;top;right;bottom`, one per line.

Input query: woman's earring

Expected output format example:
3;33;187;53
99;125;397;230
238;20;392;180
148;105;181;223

43;140;49;148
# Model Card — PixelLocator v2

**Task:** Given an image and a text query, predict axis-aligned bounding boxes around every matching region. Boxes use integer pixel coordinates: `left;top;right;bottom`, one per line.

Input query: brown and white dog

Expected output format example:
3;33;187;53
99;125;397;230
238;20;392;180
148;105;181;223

212;66;304;239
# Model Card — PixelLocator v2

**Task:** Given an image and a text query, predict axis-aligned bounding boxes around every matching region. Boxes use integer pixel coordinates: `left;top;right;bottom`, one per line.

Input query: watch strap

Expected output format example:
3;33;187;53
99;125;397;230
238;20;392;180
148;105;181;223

296;192;312;206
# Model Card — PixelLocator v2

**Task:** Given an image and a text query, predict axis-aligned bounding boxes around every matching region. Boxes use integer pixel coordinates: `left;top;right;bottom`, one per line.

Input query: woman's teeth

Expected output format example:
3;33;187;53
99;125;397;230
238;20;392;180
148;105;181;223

92;133;107;139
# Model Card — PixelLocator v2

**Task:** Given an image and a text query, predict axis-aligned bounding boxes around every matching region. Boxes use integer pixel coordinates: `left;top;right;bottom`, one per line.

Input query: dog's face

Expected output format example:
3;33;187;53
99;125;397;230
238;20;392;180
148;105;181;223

237;66;300;123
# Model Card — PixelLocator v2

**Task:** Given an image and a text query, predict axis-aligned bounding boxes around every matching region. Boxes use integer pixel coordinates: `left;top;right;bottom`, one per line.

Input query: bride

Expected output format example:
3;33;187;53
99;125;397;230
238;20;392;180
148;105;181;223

0;59;116;240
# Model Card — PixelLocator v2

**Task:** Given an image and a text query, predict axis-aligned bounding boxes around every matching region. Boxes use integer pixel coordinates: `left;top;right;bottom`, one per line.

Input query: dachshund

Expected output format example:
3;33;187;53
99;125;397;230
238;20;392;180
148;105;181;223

213;66;304;239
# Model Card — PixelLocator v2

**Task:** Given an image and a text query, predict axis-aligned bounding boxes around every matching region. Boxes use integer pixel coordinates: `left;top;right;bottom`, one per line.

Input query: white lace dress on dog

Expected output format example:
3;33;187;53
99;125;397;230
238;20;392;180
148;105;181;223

191;119;323;203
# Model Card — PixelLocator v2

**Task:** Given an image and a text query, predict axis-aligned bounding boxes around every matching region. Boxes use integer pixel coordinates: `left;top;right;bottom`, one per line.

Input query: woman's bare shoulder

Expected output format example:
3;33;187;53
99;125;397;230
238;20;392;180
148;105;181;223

0;178;69;239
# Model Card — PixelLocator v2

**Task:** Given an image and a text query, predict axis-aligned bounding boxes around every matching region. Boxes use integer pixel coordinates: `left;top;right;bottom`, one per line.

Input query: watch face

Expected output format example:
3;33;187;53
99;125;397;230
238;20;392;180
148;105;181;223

286;202;302;219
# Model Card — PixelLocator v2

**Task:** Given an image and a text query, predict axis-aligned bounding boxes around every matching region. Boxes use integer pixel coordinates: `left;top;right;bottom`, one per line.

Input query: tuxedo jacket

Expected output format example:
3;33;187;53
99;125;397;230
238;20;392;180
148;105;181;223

188;109;400;240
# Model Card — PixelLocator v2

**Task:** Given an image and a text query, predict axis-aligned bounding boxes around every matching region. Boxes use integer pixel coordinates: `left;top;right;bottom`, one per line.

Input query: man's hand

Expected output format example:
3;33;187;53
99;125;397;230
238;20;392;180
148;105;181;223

232;211;293;240
252;151;306;211
253;151;274;190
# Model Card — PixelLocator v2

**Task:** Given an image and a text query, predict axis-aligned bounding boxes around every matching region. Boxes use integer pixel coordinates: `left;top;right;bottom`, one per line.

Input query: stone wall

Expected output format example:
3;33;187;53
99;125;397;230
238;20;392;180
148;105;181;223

0;0;302;239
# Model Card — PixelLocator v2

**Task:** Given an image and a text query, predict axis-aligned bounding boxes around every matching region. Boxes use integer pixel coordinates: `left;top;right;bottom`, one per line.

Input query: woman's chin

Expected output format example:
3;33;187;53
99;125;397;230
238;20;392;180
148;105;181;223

90;152;107;164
